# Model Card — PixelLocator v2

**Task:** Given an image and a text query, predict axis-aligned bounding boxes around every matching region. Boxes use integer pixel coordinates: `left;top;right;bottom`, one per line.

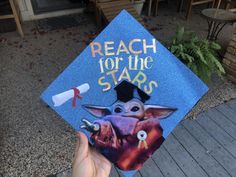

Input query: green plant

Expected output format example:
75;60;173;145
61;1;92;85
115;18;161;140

169;27;225;83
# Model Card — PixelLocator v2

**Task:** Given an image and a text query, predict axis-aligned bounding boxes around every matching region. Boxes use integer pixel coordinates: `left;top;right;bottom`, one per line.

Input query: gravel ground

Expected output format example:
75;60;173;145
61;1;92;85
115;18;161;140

0;3;235;177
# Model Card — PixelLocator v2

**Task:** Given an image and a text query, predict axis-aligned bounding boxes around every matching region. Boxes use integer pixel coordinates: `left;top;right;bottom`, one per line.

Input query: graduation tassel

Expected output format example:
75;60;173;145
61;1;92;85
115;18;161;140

137;130;148;149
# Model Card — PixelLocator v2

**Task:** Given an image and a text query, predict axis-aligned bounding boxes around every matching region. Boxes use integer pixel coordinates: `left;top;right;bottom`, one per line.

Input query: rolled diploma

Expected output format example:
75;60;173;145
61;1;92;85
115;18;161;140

52;83;90;107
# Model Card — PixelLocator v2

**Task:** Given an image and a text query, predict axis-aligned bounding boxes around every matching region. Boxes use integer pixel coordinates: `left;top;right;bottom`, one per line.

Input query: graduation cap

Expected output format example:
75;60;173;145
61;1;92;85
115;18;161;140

114;80;150;103
41;10;208;177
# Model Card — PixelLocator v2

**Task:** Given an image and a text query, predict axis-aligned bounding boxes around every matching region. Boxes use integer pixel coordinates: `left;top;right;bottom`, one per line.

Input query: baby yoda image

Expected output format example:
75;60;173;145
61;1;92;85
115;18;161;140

81;81;176;171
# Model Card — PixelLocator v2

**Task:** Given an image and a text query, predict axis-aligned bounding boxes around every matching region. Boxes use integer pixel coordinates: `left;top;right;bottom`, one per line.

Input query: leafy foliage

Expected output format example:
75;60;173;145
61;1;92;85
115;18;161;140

169;27;225;83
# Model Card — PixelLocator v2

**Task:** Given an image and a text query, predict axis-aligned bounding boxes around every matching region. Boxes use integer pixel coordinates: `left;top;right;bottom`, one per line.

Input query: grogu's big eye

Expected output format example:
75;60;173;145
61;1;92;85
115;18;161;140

131;106;140;112
114;107;122;113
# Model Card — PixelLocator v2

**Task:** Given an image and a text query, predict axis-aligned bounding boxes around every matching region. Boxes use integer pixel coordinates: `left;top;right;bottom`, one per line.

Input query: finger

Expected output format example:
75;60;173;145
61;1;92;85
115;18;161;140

91;148;111;171
91;148;109;163
73;132;89;165
77;131;89;155
72;132;81;164
96;165;111;177
73;132;81;158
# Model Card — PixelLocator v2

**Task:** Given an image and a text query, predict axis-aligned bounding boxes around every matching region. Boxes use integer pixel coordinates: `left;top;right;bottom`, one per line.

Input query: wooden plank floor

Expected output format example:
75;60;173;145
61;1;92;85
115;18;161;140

114;99;236;177
56;99;236;177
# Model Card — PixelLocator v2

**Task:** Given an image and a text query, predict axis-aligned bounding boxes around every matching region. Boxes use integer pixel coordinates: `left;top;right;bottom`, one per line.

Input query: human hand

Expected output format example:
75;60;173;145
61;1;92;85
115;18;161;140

72;132;111;177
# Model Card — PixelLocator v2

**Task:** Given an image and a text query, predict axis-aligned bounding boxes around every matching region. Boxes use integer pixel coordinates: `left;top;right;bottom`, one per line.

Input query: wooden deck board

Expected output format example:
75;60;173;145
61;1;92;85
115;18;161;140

152;146;186;177
205;108;236;139
109;165;120;177
163;134;208;177
134;172;143;177
182;119;226;151
226;99;236;109
196;114;236;157
182;119;236;177
139;158;164;177
215;103;236;124
173;124;230;177
209;144;236;176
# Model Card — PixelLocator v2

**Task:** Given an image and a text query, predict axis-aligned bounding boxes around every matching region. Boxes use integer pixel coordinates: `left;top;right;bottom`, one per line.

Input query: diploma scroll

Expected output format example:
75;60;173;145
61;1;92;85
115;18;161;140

52;83;90;107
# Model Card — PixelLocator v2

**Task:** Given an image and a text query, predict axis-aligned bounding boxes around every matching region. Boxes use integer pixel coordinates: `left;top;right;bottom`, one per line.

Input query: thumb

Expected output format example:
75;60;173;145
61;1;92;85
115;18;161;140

73;132;89;165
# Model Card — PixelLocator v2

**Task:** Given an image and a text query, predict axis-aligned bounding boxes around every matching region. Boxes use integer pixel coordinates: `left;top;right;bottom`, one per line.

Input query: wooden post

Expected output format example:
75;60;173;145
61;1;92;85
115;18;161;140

223;26;236;83
154;0;160;16
186;0;194;20
9;0;24;37
178;0;184;12
148;0;153;16
214;0;222;17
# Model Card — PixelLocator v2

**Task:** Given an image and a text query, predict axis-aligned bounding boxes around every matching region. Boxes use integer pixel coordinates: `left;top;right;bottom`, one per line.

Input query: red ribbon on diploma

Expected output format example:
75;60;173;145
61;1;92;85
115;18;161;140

72;88;82;108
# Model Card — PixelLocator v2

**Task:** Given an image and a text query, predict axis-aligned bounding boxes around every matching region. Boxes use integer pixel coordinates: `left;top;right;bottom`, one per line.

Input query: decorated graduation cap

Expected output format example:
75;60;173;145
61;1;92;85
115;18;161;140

41;10;208;177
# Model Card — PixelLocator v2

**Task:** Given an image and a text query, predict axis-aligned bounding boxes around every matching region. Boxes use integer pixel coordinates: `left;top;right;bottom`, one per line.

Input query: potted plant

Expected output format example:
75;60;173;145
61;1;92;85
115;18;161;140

168;27;225;83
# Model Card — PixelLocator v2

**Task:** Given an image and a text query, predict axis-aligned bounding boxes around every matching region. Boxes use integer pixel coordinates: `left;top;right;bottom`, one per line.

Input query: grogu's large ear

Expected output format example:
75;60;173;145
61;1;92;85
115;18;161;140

82;105;111;118
144;105;177;119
